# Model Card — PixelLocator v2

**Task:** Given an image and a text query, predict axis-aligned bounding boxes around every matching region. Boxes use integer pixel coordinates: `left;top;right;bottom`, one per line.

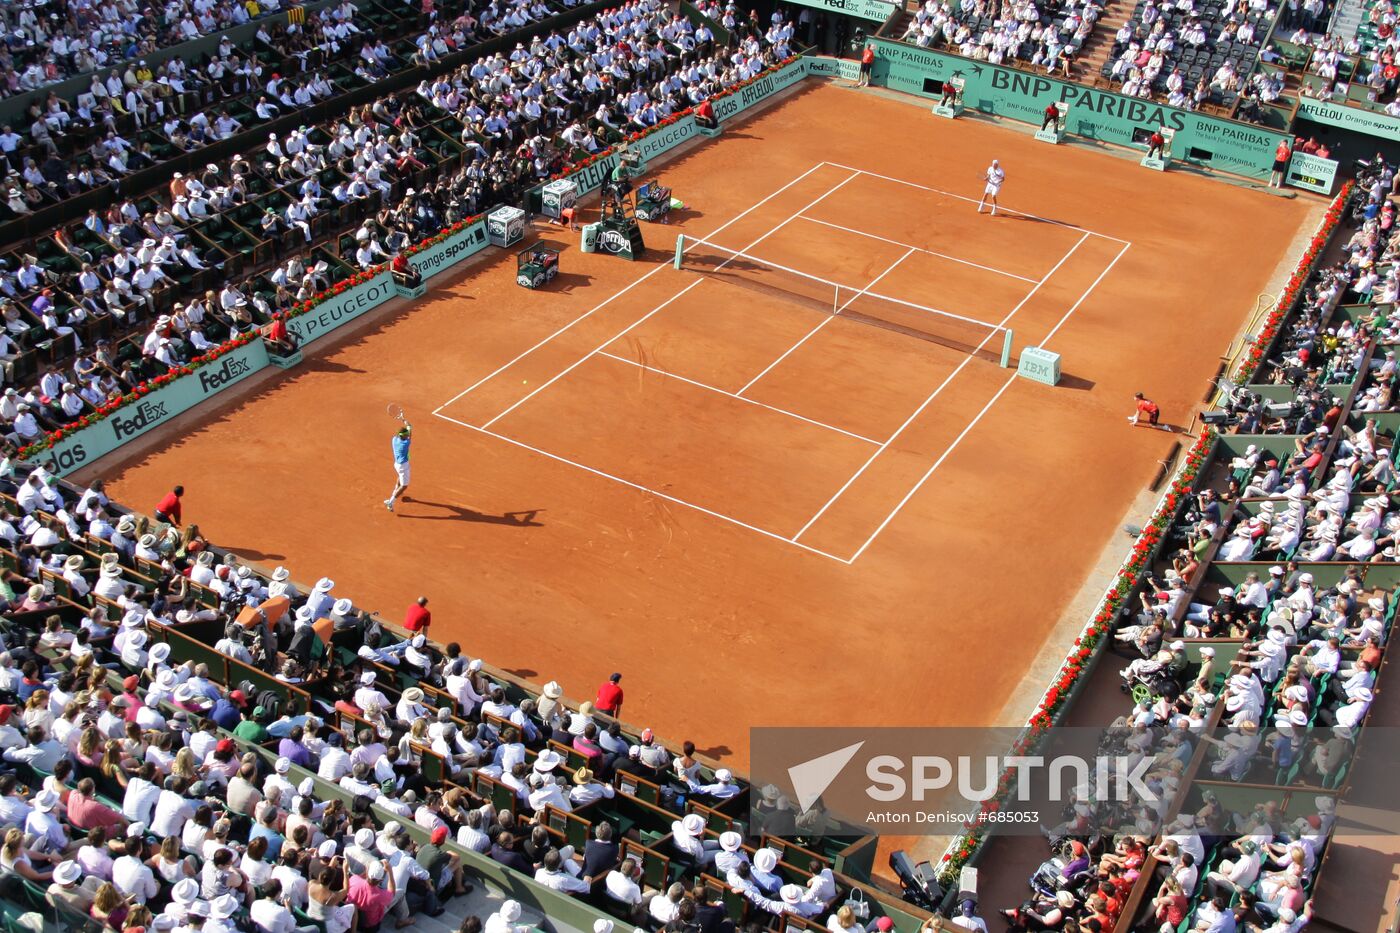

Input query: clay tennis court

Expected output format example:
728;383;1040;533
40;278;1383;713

90;80;1317;766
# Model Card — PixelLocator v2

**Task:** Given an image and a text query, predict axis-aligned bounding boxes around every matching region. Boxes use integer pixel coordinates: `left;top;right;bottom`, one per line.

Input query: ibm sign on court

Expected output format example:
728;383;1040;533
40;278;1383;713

1017;347;1062;386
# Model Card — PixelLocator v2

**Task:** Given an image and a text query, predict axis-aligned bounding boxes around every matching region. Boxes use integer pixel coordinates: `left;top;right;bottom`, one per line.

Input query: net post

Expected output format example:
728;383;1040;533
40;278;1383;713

674;235;685;270
1000;329;1014;368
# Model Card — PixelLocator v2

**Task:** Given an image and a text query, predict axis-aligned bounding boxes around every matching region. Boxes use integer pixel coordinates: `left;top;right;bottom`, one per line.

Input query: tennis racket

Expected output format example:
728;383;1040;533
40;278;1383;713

386;402;406;423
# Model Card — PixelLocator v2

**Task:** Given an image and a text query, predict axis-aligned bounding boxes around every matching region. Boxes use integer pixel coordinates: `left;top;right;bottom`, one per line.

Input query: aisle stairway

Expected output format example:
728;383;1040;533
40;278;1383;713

1075;0;1138;82
1332;0;1367;48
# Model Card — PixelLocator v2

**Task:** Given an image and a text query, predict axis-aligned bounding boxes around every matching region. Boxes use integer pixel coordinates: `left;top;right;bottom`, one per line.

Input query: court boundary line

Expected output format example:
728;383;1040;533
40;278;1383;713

818;161;1132;245
794;215;1040;284
595;351;884;445
477;170;862;430
433;161;1129;564
434;412;855;563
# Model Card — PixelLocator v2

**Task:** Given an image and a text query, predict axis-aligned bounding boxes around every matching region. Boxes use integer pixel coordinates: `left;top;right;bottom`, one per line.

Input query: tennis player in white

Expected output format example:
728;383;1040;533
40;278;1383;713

977;160;1005;216
385;422;412;512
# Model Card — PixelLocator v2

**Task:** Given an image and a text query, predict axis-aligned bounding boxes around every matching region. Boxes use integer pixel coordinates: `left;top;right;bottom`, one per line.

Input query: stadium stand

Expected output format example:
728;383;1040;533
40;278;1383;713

897;0;1109;75
0;1;790;443
0;463;914;933
2;4;379;214
972;177;1391;931
0;0;310;99
1;0;1399;927
1100;0;1281;109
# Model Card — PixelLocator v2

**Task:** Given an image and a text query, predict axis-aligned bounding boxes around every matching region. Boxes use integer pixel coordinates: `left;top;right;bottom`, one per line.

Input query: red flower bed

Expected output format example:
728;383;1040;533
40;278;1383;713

16;215;485;462
934;186;1355;879
1234;182;1353;384
935;428;1215;882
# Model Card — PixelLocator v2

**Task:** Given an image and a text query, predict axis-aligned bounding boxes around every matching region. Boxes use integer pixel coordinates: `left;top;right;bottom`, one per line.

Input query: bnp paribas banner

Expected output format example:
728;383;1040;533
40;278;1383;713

867;39;1288;181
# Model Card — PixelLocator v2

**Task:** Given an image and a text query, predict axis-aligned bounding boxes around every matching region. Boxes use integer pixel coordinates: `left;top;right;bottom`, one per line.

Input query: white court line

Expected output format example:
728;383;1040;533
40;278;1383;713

819;161;1132;245
480;170;862;430
432;160;831;417
435;412;853;564
735;246;916;397
792;230;1093;544
596;351;883;445
1037;241;1134;346
796;216;1039;284
842;239;1133;563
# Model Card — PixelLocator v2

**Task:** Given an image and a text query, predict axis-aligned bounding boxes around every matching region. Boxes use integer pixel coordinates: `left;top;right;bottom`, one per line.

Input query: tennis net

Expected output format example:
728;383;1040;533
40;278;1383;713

674;236;1013;366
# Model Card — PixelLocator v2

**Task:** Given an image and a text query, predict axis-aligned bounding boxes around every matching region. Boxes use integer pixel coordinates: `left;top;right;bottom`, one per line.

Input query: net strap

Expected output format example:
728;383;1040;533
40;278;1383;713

685;236;1009;335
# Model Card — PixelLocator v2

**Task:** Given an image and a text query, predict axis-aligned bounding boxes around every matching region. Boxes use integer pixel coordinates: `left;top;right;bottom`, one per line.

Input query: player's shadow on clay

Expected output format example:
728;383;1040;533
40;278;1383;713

399;498;543;527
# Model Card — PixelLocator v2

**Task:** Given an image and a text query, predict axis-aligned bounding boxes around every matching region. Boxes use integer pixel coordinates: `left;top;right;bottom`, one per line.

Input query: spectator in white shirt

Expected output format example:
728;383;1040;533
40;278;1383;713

112;836;160;904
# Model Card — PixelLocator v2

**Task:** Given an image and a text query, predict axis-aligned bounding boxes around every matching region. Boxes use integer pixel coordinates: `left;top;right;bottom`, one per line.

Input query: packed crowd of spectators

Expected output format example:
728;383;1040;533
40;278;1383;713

1101;0;1279;108
1000;180;1400;932
0;0;302;101
417;0;786;180
0;458;914;933
1245;165;1400;395
0;0;795;454
1000;501;1365;930
898;0;1105;75
0;3;372;219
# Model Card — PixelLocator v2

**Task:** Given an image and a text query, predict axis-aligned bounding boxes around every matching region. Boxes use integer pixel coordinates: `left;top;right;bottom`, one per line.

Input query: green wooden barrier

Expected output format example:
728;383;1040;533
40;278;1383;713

686;799;736;834
545;805;593;852
1178;640;1243;669
595;790;678;842
1184;781;1337;819
619;838;672;890
1214;436;1306;462
471;770;520;816
1239;385;1318;403
158;626;231;684
616;771;664;805
1345;411;1400;437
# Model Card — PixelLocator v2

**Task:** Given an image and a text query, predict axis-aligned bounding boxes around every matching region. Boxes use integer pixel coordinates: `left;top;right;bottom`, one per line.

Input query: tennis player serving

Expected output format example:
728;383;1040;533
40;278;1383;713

385;409;412;513
977;159;1005;216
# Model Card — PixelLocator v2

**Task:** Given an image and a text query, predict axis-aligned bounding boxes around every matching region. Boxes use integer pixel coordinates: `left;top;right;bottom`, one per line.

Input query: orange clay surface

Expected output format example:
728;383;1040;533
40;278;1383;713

97;81;1314;766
